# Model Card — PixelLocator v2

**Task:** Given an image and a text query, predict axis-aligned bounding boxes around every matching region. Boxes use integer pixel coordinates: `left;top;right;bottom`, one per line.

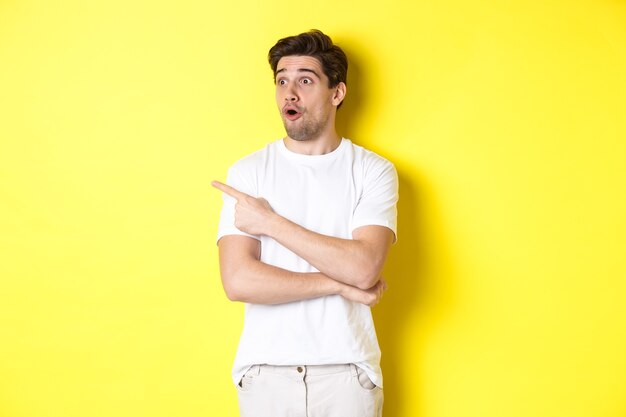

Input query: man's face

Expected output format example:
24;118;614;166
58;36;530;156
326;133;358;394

275;55;344;142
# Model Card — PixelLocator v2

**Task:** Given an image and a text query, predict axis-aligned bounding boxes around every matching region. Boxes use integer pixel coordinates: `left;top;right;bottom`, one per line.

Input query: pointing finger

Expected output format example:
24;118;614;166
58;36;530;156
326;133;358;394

211;181;249;201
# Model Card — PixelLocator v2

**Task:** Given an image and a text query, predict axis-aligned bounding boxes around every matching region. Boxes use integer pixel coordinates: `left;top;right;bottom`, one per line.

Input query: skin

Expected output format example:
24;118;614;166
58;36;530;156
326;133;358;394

214;55;392;306
275;55;346;154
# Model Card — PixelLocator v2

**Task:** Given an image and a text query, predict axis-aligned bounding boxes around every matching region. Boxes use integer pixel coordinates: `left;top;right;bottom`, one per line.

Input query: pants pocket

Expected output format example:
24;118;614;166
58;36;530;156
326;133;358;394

355;367;377;391
236;367;259;392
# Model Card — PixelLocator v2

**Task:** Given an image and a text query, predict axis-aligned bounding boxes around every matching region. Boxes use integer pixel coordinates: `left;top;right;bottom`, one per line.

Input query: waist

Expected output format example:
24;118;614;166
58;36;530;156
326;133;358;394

248;363;358;377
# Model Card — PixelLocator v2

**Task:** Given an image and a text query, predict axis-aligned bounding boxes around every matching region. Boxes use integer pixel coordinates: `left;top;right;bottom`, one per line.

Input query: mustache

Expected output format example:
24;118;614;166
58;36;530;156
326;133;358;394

282;104;303;114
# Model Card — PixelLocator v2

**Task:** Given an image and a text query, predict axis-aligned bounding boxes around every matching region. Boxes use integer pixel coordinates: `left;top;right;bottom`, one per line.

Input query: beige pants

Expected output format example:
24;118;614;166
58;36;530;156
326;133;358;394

236;363;383;417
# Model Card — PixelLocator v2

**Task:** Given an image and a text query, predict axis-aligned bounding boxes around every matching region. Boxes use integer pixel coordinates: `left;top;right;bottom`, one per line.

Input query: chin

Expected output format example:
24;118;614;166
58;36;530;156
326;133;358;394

285;124;324;142
286;131;308;141
284;125;311;142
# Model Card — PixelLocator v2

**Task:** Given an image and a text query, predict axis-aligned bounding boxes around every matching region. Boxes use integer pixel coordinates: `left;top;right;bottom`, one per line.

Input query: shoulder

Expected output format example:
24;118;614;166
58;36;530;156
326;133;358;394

344;139;397;177
228;140;280;173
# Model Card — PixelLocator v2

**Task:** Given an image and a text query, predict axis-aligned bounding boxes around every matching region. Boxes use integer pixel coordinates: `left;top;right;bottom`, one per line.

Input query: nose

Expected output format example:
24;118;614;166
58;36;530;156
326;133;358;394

285;86;299;102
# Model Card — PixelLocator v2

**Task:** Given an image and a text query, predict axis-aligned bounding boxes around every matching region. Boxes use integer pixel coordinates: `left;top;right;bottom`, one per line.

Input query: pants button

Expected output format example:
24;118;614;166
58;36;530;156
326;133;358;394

297;366;303;373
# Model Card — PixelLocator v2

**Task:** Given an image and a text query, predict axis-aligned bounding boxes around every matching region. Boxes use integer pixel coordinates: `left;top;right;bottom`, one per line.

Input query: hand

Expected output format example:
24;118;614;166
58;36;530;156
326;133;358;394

340;278;387;307
212;181;276;236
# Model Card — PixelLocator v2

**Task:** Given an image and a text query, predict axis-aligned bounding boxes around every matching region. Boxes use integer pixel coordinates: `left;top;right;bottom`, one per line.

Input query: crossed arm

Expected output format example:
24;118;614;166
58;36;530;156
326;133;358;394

213;181;394;306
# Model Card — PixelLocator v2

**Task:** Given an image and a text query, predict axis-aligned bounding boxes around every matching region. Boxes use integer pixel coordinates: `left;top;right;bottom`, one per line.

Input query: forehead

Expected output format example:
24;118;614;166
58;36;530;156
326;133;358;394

275;55;325;78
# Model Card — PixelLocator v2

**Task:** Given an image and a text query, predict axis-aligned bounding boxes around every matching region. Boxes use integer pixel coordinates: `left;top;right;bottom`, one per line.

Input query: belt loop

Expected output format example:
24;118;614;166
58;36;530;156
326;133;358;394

251;364;261;375
350;364;358;377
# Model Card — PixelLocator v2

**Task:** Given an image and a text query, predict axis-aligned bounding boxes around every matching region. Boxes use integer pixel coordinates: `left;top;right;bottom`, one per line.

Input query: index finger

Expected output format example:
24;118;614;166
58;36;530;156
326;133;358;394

211;180;249;201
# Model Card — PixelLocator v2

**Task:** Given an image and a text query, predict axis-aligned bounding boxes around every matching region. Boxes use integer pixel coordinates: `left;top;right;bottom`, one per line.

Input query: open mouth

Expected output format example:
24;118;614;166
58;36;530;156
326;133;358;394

283;107;302;121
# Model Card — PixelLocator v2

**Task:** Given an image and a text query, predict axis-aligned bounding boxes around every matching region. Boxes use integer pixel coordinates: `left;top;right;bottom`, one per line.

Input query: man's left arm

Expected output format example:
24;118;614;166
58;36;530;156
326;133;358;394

268;218;394;290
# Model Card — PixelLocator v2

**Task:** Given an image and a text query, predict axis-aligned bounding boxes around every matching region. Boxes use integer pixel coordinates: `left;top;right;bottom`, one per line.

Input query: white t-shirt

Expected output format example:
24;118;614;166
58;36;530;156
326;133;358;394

216;138;398;388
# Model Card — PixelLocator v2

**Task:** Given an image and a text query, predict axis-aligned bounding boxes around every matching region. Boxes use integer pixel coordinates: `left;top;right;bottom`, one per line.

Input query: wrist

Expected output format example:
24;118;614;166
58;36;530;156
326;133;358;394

317;272;344;297
265;212;286;239
333;279;348;297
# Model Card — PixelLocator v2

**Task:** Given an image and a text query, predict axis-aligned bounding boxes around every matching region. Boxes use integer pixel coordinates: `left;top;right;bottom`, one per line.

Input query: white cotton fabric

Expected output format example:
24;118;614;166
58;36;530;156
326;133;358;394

216;138;398;388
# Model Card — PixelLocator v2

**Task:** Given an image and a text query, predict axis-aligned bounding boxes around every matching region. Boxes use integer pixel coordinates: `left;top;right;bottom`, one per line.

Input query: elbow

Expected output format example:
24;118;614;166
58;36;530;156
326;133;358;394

221;271;247;302
354;263;383;290
349;242;389;290
355;276;379;290
223;284;243;302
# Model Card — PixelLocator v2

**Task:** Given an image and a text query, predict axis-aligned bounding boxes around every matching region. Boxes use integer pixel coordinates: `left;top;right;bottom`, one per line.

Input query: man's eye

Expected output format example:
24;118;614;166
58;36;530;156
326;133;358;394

302;78;312;84
278;79;286;85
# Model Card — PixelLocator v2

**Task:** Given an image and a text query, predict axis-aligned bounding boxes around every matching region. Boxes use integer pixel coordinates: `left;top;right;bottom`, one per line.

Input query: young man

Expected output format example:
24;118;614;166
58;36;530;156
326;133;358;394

213;29;398;417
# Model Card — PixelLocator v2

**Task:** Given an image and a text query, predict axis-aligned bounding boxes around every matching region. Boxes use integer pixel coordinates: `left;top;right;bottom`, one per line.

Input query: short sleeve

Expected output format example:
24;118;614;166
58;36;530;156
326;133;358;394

351;159;399;242
216;165;261;244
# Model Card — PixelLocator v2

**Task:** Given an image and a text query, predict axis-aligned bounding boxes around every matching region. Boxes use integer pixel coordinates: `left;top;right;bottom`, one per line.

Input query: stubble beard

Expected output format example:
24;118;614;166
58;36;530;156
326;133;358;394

282;110;330;142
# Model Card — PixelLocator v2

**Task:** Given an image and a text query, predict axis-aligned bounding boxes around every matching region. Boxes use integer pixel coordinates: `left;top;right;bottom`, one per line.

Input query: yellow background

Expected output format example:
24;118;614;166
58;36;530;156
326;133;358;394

1;0;625;416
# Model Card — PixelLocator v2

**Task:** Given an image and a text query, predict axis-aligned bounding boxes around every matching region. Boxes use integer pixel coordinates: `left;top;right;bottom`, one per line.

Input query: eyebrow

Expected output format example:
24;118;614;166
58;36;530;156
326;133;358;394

275;68;321;79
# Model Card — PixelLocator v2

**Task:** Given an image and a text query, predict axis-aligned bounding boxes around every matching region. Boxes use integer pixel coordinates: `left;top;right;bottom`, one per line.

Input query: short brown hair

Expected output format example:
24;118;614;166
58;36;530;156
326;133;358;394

268;29;348;88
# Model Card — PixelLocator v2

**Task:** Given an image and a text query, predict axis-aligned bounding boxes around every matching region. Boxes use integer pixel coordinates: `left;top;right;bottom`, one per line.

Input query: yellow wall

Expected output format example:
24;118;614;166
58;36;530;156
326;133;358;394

1;1;625;416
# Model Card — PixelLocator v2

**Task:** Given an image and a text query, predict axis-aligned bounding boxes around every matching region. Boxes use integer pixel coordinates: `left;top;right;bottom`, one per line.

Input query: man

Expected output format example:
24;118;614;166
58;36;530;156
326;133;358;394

213;29;398;417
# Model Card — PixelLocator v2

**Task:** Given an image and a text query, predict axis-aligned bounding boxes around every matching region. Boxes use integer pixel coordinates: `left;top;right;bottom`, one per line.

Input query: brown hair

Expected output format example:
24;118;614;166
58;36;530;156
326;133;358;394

268;29;348;89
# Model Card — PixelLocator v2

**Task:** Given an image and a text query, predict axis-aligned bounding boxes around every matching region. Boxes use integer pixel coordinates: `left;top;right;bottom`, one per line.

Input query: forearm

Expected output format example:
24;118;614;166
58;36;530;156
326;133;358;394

221;256;344;304
267;215;389;289
218;235;386;306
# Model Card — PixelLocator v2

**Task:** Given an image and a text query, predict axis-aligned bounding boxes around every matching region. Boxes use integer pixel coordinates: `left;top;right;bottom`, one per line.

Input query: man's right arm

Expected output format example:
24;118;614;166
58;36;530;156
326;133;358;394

218;235;386;306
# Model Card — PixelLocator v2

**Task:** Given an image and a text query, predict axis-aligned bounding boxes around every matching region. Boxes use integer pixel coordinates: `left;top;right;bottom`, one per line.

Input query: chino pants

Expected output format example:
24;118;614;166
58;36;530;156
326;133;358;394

236;363;383;417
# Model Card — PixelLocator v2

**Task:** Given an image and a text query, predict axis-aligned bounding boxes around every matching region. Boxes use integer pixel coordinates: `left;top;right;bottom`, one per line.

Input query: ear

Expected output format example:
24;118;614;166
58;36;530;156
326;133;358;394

331;82;347;107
